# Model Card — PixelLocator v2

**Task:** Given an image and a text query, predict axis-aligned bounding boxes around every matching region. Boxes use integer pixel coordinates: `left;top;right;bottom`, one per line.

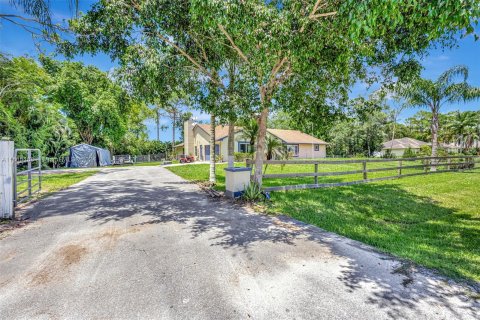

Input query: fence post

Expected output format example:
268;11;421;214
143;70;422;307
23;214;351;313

447;157;451;171
148;154;151;162
424;159;428;173
398;160;402;177
314;163;318;185
27;149;32;197
362;160;367;180
0;140;14;219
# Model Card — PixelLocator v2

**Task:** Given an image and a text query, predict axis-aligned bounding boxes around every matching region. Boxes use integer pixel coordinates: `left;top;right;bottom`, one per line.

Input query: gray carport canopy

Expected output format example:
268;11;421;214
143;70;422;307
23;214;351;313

67;143;112;168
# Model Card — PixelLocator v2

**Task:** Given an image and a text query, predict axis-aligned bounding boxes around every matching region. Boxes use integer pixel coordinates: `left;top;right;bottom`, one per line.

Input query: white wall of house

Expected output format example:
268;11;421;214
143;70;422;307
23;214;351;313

381;148;420;157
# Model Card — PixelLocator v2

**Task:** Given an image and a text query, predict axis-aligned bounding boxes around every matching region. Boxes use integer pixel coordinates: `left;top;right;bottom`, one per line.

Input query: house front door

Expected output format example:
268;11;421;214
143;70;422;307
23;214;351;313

205;145;210;161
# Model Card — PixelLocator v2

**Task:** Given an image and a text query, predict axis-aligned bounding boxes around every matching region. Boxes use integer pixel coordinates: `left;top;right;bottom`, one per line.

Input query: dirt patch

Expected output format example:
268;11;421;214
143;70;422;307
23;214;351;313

96;226;142;249
0;250;16;262
271;218;302;232
0;219;30;238
30;244;87;286
392;261;416;287
59;244;87;266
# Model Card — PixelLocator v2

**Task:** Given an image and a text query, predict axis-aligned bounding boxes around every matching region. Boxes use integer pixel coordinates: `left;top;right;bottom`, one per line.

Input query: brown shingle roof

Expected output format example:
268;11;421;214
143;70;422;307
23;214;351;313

382;138;428;149
267;129;328;144
196;124;243;141
195;124;328;144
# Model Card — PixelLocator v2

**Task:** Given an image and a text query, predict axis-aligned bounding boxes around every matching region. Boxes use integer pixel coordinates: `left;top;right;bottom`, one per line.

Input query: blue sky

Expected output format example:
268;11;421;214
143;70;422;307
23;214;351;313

1;0;479;141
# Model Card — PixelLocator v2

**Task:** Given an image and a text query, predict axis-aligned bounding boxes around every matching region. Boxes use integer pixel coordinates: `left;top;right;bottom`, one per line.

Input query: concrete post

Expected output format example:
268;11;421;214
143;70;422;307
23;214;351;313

224;167;252;198
0;140;14;219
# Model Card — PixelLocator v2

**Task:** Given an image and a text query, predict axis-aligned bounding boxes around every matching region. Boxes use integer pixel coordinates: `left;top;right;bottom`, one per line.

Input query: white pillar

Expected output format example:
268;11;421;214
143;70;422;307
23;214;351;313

0;140;14;219
224;167;252;198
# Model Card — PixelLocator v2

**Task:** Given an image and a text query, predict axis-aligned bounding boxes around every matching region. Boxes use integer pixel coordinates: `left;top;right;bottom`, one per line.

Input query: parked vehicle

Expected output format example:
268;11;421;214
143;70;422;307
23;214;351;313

179;154;195;163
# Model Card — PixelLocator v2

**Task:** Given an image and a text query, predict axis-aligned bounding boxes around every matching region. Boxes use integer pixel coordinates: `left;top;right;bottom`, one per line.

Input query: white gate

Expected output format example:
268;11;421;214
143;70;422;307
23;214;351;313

14;149;42;208
0;141;42;219
0;140;14;218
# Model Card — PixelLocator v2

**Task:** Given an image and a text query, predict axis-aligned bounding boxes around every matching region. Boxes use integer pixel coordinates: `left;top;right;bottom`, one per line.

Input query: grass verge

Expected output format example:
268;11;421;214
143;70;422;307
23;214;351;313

16;171;97;204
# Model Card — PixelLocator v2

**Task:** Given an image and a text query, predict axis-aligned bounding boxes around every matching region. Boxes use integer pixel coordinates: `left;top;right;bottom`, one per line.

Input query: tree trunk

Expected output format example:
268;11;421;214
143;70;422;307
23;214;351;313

156;109;161;141
209;114;216;184
431;109;439;171
253;107;268;185
172;111;176;157
228;120;235;168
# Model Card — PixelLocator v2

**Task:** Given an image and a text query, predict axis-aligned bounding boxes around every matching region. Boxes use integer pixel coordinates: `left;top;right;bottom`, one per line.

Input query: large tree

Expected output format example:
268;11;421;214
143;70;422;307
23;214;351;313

396;65;480;163
188;0;480;183
65;0;479;184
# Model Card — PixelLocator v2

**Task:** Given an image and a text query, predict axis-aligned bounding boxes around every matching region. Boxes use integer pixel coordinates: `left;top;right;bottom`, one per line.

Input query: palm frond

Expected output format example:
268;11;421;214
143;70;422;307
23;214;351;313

437;65;468;89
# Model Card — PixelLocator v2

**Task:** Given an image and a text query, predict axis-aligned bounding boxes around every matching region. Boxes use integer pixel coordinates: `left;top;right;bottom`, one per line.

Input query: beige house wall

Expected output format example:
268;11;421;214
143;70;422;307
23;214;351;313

190;125;328;161
193;127;210;160
297;144;327;158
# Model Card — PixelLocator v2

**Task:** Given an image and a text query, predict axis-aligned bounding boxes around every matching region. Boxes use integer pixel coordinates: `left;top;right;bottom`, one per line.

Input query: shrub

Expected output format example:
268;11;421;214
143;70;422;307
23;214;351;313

241;182;264;202
402;147;417;158
382;149;395;158
234;152;251;162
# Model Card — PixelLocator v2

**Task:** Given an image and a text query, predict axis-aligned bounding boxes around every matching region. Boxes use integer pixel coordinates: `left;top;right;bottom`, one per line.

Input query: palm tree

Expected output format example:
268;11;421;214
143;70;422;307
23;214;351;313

241;118;259;153
265;135;282;160
397;65;480;167
446;111;479;152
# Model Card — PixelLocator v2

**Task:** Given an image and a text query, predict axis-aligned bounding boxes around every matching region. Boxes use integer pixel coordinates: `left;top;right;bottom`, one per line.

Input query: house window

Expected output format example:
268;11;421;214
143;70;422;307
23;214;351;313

314;144;320;151
238;142;250;153
286;144;299;157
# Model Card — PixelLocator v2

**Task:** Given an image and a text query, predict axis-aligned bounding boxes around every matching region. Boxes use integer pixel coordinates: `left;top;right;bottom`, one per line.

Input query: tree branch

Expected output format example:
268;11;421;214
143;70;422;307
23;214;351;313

218;24;249;63
310;11;337;19
153;31;223;87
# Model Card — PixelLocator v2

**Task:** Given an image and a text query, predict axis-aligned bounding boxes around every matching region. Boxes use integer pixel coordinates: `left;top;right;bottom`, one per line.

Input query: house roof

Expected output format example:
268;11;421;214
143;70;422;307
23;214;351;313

267;129;328;144
174;143;184;147
195;124;327;144
382;138;428;149
196;124;243;141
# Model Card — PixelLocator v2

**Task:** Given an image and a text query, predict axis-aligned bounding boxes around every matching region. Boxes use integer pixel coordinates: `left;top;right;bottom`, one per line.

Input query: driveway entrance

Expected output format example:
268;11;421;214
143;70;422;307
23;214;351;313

0;166;478;319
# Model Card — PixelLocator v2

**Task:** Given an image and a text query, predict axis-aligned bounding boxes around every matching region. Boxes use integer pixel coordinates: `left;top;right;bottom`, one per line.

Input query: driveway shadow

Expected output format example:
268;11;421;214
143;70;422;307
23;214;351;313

22;169;480;319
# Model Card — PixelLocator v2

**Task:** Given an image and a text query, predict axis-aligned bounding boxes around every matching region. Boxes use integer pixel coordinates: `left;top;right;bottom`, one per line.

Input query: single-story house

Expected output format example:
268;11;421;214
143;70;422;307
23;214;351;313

182;120;328;161
381;137;461;156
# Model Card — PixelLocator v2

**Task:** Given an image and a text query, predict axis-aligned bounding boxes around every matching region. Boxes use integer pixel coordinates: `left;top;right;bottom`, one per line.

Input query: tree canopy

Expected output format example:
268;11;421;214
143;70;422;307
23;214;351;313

0;54;155;167
62;0;479;184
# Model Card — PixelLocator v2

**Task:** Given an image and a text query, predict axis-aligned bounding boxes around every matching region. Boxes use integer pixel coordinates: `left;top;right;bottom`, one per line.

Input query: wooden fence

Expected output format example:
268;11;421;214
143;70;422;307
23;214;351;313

246;156;480;192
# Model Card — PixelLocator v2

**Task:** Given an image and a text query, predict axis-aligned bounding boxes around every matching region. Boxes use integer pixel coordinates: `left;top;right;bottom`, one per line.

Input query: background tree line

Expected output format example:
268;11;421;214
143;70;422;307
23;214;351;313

0;54;173;167
270;105;479;157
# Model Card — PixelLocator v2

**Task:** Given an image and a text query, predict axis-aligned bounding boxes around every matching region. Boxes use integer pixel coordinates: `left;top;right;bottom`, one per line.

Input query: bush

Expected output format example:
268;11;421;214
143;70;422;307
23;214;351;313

241;182;264;202
234;152;252;162
382;149;395;158
402;147;417;158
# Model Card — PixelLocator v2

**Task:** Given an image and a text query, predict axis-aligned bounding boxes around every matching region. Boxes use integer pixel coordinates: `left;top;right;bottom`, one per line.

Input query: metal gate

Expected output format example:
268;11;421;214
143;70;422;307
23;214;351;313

14;149;41;207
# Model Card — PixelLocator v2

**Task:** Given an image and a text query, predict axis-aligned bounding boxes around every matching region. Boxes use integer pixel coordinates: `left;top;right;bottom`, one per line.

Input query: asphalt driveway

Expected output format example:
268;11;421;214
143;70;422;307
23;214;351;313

0;166;478;319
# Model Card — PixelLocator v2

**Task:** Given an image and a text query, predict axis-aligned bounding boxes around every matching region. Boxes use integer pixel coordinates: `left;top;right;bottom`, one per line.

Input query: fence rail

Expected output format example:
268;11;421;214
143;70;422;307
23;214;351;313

246;156;479;192
112;153;167;165
14;149;42;206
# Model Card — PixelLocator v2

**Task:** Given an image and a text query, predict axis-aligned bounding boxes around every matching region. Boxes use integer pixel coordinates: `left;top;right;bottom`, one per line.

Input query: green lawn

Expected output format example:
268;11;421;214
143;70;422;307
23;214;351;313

167;163;480;283
16;171;97;203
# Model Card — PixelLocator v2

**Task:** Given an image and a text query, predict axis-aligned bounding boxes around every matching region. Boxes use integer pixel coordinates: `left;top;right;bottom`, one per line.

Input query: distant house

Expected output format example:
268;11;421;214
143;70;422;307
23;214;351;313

381;137;461;156
180;120;328;161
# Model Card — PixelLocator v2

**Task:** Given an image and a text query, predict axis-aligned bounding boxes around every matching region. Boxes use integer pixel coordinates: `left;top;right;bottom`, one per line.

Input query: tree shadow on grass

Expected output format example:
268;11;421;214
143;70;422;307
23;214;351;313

20;168;480;319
